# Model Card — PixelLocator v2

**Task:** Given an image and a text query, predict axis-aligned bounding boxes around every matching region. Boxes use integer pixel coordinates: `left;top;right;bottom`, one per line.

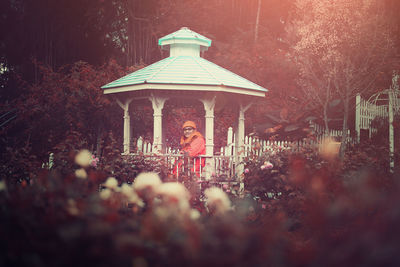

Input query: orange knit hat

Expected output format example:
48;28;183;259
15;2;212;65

182;120;197;129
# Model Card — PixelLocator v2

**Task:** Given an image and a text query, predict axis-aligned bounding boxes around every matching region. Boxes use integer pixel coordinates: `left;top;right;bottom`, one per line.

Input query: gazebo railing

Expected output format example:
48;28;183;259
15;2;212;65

172;154;236;181
128;152;237;182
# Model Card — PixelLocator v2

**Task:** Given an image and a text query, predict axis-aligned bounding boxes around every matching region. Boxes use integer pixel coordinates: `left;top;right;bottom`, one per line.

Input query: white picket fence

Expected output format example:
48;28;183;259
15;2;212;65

130;124;350;180
309;122;351;140
133;124;348;158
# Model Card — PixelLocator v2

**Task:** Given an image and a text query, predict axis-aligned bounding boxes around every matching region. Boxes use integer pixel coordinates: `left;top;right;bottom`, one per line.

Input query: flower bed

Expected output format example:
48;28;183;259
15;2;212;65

0;143;399;266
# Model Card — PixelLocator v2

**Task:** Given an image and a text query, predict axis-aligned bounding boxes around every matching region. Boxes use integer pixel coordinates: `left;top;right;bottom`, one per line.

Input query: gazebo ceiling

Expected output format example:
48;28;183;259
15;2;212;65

102;27;267;98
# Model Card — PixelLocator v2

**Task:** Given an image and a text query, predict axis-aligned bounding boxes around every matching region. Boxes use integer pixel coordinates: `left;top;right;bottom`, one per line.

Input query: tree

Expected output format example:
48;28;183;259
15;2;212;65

4;60;134;160
287;0;398;156
254;0;262;43
0;0;124;108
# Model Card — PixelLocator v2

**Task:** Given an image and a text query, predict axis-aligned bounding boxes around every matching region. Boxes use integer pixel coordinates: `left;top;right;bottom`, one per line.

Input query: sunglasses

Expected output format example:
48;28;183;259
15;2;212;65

183;127;194;131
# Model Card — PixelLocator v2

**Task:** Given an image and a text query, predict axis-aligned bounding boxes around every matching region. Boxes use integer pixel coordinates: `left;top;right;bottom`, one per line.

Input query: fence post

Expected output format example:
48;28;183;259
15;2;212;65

137;136;143;153
226;127;233;156
235;103;252;195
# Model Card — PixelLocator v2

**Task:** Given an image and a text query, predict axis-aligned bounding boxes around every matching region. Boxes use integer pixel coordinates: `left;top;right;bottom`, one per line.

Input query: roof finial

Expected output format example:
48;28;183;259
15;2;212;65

158;27;212;57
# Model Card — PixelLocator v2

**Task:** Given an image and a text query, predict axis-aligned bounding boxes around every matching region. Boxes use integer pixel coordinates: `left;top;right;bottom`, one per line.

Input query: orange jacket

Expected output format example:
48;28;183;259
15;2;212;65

180;131;206;157
174;131;206;176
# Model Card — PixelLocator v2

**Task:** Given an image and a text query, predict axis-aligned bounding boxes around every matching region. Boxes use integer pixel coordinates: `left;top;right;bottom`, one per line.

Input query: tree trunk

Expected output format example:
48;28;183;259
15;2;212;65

323;100;330;136
96;125;103;158
254;0;261;43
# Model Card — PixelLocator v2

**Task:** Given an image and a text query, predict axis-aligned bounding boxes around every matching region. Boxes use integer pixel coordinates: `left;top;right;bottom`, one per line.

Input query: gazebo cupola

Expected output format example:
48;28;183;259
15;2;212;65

101;27;267;178
158;27;211;57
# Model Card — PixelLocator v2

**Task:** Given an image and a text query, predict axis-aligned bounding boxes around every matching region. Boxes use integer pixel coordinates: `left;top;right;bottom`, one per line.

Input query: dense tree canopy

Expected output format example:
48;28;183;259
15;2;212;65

287;0;398;156
292;0;397;92
0;0;399;162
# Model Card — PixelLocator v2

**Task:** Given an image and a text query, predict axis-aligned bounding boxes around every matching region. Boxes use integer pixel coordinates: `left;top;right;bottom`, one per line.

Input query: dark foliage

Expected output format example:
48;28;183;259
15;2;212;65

1;143;400;266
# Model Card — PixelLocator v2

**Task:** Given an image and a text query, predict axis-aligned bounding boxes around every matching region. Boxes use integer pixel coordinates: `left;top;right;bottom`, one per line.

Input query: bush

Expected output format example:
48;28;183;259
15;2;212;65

1;143;400;266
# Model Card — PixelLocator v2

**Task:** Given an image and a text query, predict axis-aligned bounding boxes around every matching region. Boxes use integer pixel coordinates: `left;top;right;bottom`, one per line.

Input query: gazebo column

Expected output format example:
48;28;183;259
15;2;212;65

235;103;252;193
149;94;168;153
117;98;133;154
201;96;216;155
201;96;216;179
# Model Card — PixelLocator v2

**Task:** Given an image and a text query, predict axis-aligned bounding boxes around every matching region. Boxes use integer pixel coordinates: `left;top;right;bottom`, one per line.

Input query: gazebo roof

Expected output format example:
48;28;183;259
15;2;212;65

101;27;267;97
102;56;267;93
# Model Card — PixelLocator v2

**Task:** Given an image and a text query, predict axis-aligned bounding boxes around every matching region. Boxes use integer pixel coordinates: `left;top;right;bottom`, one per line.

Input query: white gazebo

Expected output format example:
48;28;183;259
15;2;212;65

356;72;399;172
101;27;267;179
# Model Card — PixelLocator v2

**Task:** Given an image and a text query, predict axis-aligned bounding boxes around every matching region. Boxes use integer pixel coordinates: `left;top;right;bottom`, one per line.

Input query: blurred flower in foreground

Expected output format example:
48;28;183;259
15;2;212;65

75;149;92;167
104;177;118;189
156;182;191;211
204;187;232;215
120;183;134;197
133;172;162;192
150;182;192;222
190;209;201;220
75;168;87;179
99;188;112;200
66;199;79;216
0;180;7;192
133;172;162;202
319;137;341;160
244;168;249;174
120;183;144;207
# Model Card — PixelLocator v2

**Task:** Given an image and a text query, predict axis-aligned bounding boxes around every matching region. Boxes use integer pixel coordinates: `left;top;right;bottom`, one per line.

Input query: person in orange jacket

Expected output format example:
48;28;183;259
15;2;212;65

174;120;206;177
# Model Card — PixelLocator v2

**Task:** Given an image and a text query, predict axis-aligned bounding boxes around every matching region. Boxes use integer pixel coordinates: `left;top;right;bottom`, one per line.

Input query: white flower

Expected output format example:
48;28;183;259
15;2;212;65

75;149;92;167
156;182;191;211
204;187;232;215
99;188;112;200
120;183;134;197
75;168;87;179
0;180;7;192
261;161;274;170
67;199;79;216
129;193;144;207
154;206;170;220
190;209;201;220
104;177;118;189
120;183;144;206
157;182;190;200
133;172;162;192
